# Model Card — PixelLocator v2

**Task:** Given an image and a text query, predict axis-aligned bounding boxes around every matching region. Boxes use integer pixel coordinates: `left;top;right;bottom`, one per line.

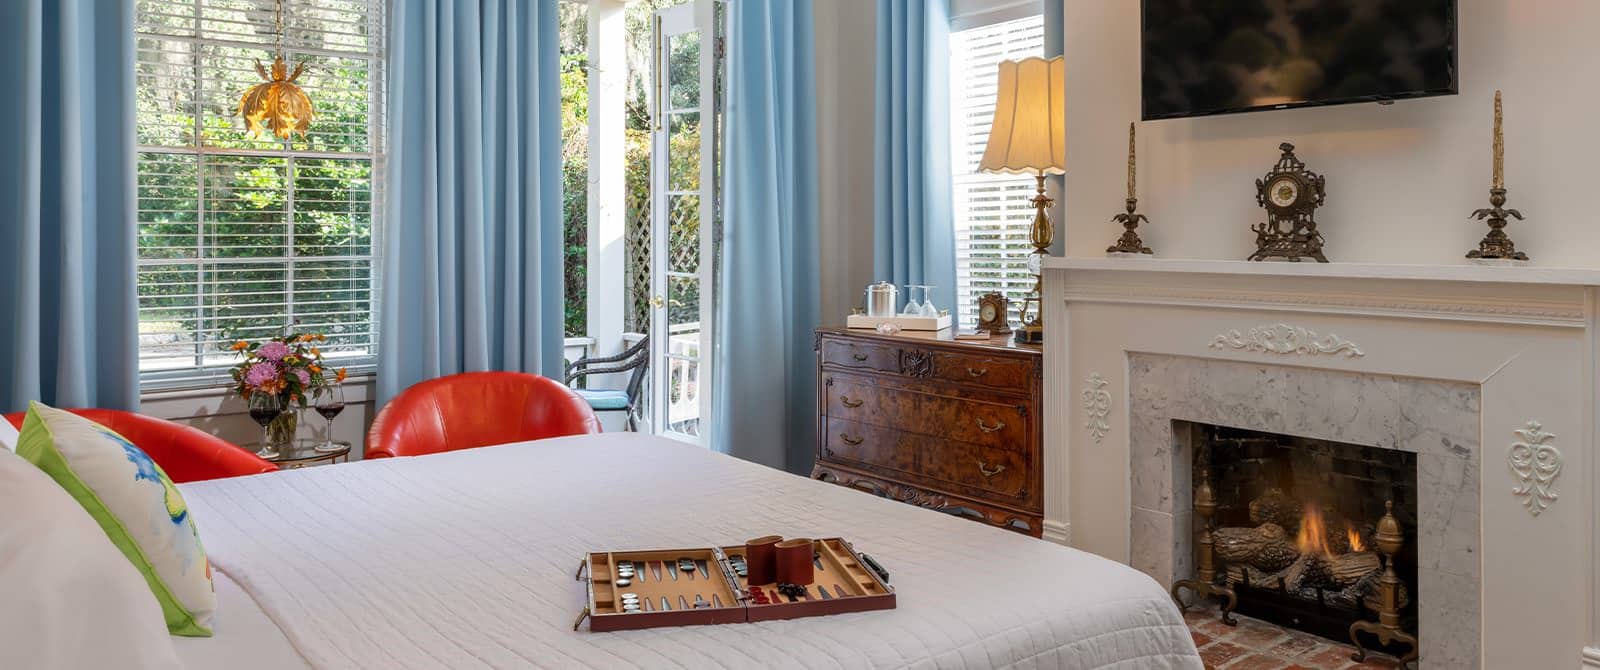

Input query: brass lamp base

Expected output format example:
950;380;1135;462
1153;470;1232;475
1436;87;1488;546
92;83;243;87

1015;322;1044;345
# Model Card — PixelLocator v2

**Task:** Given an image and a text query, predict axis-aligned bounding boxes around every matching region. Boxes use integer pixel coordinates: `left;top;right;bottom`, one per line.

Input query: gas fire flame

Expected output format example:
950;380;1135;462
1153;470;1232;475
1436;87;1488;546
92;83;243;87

1346;524;1365;552
1295;503;1333;558
1295;503;1368;557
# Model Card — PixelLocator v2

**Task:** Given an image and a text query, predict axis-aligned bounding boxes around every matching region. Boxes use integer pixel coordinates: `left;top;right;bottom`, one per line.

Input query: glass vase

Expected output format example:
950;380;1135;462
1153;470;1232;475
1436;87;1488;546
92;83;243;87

266;406;299;453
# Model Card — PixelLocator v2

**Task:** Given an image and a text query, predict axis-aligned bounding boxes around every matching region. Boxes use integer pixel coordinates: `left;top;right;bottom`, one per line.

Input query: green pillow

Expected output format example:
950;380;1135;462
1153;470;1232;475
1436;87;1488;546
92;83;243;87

16;402;216;636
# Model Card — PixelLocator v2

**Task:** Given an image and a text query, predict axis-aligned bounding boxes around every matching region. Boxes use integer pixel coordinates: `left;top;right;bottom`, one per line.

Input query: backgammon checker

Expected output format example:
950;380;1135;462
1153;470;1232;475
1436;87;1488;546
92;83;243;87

574;537;895;632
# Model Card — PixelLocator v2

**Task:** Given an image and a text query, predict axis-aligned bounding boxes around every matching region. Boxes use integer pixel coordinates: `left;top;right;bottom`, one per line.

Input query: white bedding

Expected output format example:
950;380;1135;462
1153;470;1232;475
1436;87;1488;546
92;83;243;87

178;433;1200;669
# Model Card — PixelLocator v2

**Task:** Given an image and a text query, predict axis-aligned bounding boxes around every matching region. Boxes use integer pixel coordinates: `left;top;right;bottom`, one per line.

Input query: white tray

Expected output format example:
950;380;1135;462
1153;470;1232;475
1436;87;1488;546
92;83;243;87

846;313;953;332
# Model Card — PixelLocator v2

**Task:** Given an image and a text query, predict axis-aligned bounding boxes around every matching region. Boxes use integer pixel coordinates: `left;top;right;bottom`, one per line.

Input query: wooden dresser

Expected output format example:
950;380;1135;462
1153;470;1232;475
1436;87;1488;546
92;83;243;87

811;327;1044;536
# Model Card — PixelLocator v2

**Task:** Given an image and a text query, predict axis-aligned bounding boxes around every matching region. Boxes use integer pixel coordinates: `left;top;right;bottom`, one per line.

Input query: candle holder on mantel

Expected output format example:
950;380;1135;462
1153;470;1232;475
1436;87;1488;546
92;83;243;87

1468;90;1529;263
1170;468;1238;626
1348;500;1420;669
1107;122;1155;256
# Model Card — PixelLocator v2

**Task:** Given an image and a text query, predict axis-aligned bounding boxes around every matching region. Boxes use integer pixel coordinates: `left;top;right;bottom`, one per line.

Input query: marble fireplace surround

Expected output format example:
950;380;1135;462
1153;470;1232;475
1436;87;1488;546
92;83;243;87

1041;257;1600;670
1127;353;1480;668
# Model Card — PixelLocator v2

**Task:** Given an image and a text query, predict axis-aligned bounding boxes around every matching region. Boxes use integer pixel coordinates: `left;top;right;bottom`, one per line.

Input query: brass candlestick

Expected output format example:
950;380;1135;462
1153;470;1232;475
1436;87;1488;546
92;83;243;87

1107;123;1154;255
1468;91;1528;261
1349;500;1419;669
1171;469;1238;625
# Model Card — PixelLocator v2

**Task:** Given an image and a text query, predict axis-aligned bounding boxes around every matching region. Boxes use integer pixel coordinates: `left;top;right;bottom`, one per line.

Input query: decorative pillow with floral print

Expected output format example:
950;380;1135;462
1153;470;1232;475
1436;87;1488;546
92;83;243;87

16;402;215;636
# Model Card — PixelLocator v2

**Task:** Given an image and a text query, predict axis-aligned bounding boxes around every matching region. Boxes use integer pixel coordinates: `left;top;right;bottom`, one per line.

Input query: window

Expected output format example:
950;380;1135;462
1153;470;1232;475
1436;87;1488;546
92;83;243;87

134;0;384;389
949;14;1044;327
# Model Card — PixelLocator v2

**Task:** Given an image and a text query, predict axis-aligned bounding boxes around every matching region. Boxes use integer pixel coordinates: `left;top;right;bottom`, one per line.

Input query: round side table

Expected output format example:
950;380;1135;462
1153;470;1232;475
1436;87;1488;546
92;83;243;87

259;439;352;469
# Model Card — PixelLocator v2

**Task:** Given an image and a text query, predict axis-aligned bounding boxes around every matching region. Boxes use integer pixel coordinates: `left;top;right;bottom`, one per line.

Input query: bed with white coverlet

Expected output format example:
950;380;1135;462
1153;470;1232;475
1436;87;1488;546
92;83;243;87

175;433;1200;669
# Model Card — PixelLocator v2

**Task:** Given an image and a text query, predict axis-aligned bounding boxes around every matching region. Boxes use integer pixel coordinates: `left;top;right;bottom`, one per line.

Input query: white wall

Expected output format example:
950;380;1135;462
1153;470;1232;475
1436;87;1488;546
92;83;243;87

814;0;877;322
1065;0;1600;266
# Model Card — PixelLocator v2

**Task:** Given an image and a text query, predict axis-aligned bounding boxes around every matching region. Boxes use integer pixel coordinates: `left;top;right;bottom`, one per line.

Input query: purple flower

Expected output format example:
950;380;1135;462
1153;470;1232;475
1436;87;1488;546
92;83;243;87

244;362;280;389
293;368;311;388
256;341;291;361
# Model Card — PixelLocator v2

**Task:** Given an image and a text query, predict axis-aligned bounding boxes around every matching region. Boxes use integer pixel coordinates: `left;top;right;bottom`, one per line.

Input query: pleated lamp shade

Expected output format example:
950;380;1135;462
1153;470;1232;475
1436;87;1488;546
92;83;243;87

977;56;1066;176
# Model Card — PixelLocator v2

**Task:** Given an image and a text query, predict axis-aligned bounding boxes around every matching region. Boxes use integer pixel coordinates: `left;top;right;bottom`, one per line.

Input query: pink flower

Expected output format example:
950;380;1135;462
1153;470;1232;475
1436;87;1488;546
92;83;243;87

293;368;311;387
257;341;291;361
244;361;280;389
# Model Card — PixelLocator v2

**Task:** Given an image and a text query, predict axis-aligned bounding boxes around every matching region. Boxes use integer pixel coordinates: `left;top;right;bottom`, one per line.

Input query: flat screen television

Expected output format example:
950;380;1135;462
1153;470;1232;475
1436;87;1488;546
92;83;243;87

1141;1;1458;120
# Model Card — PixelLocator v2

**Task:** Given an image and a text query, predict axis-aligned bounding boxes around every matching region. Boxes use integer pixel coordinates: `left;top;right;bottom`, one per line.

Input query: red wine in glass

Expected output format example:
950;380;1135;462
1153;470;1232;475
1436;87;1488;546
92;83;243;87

315;403;344;421
314;384;346;453
250;407;282;426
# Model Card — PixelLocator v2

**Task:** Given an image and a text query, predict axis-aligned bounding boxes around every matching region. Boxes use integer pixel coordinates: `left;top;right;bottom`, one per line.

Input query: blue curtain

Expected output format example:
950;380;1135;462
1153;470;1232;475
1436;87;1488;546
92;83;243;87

874;0;955;312
712;0;820;474
0;0;138;413
379;0;565;404
1043;0;1065;255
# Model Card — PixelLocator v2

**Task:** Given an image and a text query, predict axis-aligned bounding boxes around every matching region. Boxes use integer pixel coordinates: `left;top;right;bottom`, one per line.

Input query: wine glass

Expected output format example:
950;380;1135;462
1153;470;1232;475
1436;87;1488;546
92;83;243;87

313;384;346;453
902;285;926;316
248;392;283;460
918;286;939;317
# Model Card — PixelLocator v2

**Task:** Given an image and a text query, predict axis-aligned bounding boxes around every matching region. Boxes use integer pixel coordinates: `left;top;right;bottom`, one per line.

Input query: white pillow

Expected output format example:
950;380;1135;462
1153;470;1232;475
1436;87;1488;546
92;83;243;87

0;447;182;670
0;415;18;452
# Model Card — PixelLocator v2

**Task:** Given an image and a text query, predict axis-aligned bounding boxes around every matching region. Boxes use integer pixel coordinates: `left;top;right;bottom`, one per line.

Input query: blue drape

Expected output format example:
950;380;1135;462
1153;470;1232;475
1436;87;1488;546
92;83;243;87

713;0;820;474
874;0;955;312
379;0;565;404
0;0;138;413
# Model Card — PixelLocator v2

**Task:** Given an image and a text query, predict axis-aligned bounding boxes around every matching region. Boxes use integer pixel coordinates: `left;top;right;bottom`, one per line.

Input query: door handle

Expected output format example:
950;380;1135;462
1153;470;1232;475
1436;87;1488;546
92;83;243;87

840;433;864;446
840;396;863;408
976;418;1005;433
976;461;1006;478
651;294;666;309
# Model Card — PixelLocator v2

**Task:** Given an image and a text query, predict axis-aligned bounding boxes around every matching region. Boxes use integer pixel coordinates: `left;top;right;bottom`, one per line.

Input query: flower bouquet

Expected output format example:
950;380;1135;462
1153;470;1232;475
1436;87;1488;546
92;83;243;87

229;330;347;451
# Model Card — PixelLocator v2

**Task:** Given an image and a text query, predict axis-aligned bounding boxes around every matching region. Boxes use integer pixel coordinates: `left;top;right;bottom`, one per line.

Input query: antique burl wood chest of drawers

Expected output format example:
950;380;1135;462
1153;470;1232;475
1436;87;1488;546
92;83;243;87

811;327;1044;537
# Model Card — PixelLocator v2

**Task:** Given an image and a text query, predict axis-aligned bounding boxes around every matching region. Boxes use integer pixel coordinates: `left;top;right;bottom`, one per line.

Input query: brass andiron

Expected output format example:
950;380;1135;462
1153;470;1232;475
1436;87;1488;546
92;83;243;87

1468;91;1528;262
1107;123;1153;255
1349;500;1419;669
1171;469;1238;625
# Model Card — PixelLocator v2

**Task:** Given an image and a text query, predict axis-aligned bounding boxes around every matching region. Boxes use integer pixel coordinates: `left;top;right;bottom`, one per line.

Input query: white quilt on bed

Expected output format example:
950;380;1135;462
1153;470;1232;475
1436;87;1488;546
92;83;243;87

180;433;1200;669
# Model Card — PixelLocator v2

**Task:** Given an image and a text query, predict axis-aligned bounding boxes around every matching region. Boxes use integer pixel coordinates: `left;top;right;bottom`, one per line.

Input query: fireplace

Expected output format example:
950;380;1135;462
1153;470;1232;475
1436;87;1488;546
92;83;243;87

1186;423;1418;654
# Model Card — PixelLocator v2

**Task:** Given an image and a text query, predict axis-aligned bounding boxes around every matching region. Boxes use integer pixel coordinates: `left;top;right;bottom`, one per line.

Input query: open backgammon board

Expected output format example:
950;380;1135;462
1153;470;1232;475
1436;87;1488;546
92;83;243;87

575;537;895;632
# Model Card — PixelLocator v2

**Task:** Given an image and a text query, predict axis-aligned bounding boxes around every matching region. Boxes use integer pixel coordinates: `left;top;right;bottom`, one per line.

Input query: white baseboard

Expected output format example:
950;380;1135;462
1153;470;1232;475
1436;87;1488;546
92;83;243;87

1042;519;1070;545
1581;646;1600;668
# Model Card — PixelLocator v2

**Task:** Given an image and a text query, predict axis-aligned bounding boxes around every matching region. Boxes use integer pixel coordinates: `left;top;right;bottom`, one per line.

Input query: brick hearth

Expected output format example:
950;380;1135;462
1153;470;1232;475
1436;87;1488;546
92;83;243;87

1184;605;1401;670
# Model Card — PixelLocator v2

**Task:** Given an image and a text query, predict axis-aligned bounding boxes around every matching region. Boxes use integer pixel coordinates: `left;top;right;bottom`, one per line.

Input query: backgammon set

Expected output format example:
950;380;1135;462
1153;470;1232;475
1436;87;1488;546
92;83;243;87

574;536;895;632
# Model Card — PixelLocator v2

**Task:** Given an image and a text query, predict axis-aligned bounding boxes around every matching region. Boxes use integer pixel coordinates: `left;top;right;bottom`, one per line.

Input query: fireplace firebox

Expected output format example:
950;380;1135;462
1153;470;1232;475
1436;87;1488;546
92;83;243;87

1173;423;1420;664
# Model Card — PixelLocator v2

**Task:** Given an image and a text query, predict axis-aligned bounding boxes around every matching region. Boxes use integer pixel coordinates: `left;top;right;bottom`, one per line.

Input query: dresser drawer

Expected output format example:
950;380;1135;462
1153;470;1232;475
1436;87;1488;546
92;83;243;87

824;374;1027;450
930;351;1034;391
818;337;899;373
920;440;1030;501
820;418;916;474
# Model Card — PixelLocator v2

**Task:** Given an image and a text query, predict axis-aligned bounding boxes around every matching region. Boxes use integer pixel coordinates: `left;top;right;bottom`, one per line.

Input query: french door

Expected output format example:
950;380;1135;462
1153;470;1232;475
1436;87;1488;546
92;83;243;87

648;0;721;444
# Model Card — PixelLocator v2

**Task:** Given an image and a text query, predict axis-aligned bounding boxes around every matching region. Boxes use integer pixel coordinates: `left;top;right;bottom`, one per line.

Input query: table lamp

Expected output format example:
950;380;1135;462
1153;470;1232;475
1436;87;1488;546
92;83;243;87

977;56;1065;344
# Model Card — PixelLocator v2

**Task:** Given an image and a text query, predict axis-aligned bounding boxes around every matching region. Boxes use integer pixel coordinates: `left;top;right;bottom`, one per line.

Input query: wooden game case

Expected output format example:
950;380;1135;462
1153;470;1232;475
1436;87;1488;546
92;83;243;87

575;537;895;632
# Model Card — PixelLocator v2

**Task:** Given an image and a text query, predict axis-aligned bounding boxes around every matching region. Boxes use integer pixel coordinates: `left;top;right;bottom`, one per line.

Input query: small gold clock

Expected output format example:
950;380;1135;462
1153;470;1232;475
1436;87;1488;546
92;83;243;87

976;292;1011;334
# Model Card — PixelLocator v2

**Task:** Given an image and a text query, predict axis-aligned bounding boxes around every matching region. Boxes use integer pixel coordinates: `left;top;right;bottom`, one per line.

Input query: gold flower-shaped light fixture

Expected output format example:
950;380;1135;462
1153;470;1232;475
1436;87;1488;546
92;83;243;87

238;0;313;139
239;56;313;139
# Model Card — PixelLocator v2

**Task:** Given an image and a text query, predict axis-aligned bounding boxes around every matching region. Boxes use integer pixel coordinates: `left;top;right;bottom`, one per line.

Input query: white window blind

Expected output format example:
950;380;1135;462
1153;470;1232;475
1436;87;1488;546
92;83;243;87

135;0;384;389
949;14;1043;328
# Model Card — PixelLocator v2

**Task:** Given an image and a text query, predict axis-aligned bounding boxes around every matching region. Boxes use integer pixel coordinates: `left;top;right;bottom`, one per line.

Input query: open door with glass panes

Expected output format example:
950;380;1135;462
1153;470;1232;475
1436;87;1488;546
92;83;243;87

648;0;721;444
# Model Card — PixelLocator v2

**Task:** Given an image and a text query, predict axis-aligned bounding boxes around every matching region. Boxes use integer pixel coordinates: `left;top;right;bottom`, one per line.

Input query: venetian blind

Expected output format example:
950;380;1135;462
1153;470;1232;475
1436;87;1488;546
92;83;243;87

134;0;384;389
949;14;1044;327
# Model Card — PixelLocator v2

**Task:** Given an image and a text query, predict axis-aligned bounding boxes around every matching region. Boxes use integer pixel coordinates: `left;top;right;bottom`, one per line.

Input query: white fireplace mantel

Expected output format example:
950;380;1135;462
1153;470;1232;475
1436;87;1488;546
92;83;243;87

1041;257;1600;669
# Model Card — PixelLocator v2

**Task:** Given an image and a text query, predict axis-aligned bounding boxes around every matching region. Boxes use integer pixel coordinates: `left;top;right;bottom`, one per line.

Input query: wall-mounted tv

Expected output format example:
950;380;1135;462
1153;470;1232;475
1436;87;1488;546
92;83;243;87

1141;1;1458;121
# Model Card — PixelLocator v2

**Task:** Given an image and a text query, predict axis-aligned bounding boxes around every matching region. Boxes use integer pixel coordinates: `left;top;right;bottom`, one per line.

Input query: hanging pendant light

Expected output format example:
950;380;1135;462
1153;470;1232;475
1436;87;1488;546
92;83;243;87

239;0;314;139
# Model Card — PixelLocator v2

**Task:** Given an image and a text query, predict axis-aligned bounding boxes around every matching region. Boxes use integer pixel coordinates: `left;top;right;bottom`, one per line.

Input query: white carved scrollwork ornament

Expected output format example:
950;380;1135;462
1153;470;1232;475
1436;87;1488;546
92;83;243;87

1209;323;1364;358
1508;421;1562;517
1082;373;1111;443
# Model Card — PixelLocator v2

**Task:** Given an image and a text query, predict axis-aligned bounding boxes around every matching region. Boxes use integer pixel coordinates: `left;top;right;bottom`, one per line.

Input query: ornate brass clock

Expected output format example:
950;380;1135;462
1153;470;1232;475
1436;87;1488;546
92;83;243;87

976;292;1011;334
1249;143;1329;263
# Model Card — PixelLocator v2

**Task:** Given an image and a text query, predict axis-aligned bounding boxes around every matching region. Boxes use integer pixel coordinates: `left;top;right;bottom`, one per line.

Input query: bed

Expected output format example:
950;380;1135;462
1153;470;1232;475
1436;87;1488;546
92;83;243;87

173;433;1201;669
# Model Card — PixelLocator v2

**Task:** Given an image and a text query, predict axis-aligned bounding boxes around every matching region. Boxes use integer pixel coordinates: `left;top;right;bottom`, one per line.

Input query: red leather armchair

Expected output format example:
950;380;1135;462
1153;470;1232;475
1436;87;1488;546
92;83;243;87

5;409;276;483
366;371;601;459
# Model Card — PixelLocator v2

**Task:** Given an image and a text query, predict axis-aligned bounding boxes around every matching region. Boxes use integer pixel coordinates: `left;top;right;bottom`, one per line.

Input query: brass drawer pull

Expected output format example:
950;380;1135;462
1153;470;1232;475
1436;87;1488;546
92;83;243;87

840;396;864;408
977;460;1006;478
967;367;989;377
977;418;1005;433
851;353;869;362
840;433;864;446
